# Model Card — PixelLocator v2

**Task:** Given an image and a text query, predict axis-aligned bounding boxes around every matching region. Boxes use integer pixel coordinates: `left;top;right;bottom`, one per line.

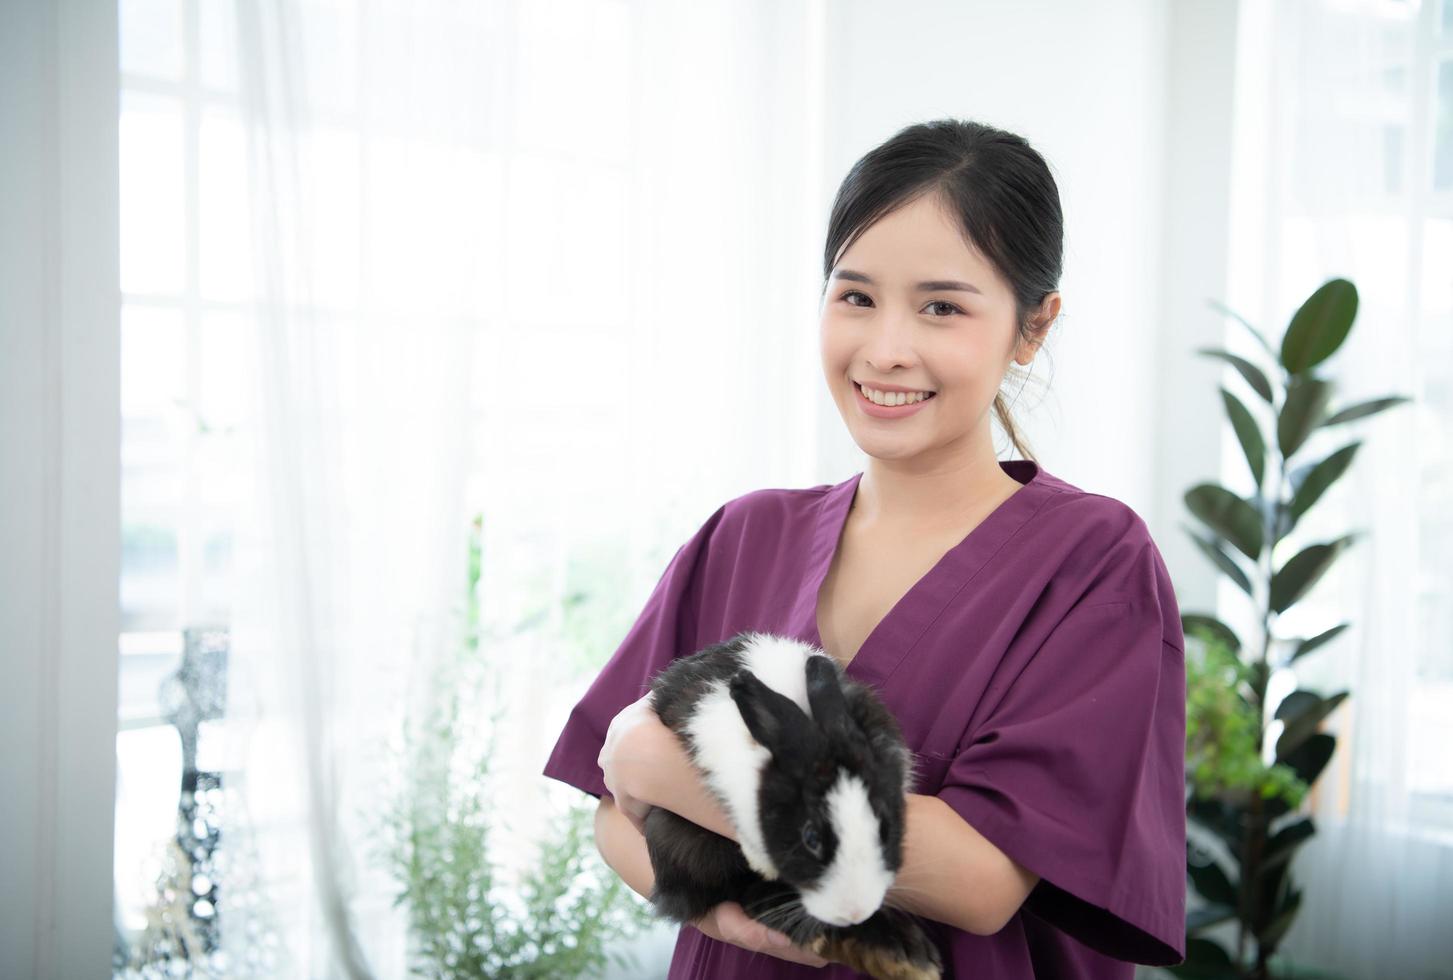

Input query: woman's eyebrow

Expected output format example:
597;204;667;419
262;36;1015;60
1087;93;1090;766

832;268;982;295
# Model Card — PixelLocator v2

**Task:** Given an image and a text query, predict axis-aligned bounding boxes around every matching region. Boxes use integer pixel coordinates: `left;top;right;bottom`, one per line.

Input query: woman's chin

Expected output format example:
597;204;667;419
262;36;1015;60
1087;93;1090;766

848;427;933;457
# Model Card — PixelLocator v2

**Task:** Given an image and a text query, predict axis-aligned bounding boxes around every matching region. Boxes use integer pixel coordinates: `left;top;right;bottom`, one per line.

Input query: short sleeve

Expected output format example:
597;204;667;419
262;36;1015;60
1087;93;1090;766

540;504;725;801
936;542;1187;966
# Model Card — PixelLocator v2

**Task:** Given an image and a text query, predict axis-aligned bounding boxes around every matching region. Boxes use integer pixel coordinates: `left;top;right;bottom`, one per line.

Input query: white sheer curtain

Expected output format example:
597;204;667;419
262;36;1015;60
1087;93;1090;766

214;0;822;976
1223;0;1453;974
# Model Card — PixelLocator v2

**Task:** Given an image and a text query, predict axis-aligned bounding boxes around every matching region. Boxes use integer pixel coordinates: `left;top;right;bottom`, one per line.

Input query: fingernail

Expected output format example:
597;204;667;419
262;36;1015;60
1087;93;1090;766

767;931;791;947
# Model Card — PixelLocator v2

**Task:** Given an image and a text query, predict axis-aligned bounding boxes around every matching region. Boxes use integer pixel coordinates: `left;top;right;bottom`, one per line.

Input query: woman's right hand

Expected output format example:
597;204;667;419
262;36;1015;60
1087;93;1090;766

598;693;662;834
691;900;830;968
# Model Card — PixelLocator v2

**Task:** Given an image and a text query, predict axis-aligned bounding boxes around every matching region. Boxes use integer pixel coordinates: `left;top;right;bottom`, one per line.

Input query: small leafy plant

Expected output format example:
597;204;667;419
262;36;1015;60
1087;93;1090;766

1185;632;1306;817
1173;278;1411;979
368;514;658;978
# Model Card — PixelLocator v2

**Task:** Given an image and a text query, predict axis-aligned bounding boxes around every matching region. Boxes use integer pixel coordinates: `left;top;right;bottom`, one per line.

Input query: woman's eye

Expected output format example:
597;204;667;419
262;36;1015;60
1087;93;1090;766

839;291;960;317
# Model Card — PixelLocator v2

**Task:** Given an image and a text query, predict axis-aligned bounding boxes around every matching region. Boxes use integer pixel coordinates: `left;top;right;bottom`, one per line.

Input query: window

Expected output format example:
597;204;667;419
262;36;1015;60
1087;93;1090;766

116;0;249;948
1223;0;1453;837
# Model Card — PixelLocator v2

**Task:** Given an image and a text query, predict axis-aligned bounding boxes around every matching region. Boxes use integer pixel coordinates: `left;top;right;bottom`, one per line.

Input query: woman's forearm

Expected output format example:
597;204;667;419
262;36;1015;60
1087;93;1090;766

597;788;1017;936
885;793;1040;936
593;795;657;901
620;730;1034;936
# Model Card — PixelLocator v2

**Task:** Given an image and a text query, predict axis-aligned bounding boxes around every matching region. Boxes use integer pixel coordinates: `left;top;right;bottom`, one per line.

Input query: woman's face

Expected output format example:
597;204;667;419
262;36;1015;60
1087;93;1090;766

819;190;1040;465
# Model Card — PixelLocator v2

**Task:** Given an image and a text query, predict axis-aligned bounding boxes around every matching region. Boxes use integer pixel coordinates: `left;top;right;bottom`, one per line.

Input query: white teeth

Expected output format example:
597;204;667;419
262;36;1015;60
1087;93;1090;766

858;384;935;407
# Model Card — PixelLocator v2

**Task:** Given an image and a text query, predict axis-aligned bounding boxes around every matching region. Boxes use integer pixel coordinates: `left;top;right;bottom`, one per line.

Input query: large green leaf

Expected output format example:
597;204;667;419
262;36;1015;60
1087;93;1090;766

1183;524;1254;596
1222;387;1267;489
1259;817;1316;877
1186;902;1239;934
1280;278;1358;374
1208;297;1279;363
1198;348;1276;403
1320;395;1411;427
1278;377;1333;459
1270;534;1359;613
1289;623;1351;665
1186;484;1264;561
1254;850;1289;930
1275;690;1349;758
1287;442;1361;528
1188;797;1246;852
1261;886;1304;949
1274;690;1320;723
1278;731;1336;785
1286;459;1316;494
1182;613;1242;655
1187;842;1239;907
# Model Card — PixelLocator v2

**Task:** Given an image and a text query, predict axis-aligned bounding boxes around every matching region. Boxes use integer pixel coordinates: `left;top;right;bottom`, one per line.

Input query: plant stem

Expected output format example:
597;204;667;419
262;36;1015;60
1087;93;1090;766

1241;385;1289;975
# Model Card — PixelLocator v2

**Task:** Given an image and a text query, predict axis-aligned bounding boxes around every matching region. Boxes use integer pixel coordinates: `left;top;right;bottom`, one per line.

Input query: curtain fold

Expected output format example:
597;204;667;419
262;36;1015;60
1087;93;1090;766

215;1;822;975
228;1;458;974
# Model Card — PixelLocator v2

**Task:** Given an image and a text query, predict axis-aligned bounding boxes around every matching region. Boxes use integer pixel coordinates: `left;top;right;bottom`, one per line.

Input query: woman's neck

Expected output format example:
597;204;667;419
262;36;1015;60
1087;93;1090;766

854;453;1021;535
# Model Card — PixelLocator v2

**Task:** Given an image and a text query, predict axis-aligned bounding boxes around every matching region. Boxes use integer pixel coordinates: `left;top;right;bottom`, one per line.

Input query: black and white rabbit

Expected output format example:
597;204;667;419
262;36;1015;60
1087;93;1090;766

641;630;944;980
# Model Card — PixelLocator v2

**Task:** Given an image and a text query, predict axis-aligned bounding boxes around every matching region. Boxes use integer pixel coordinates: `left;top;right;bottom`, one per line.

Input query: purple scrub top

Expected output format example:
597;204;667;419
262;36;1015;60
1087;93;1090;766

542;460;1188;978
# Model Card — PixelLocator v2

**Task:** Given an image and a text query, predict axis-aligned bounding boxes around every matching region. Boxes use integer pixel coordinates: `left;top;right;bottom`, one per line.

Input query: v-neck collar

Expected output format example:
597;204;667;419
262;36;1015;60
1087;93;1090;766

795;459;1051;687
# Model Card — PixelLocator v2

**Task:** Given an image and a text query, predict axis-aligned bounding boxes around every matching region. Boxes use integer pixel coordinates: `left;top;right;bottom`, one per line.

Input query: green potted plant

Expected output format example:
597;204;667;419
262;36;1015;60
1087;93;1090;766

368;514;658;978
1173;278;1411;979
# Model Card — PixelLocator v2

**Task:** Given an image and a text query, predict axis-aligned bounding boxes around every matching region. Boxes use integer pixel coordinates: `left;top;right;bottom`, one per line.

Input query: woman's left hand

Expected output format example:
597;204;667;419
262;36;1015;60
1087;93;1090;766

598;692;667;835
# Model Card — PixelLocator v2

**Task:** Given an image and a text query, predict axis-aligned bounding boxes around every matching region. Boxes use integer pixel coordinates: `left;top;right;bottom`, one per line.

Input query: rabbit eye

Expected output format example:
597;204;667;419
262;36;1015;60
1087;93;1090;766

800;822;823;858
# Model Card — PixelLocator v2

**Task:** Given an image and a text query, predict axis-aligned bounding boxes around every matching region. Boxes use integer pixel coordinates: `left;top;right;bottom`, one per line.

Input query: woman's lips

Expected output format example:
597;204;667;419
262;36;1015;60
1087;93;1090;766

854;382;936;420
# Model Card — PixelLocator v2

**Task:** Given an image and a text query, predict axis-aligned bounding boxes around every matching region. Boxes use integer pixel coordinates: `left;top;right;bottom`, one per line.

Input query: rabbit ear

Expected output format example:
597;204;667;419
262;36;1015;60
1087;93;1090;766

805;655;853;740
729;670;811;757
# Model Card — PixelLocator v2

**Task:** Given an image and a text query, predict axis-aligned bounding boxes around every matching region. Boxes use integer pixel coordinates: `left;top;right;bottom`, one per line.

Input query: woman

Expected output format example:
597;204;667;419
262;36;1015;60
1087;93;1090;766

542;119;1187;978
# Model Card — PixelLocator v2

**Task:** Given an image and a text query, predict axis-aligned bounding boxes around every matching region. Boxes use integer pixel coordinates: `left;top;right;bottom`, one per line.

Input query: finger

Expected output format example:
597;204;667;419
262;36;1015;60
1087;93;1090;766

622;797;651;825
711;901;756;931
713;902;746;941
711;902;828;966
736;916;792;952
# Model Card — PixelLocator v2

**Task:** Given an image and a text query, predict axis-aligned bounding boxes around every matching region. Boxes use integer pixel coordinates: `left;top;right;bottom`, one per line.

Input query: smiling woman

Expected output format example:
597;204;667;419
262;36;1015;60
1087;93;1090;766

818;127;1063;481
818;186;1057;473
544;119;1187;980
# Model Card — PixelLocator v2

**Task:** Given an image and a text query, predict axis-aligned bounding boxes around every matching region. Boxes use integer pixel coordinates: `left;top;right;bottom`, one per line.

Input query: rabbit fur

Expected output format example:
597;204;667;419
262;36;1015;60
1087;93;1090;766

640;630;944;980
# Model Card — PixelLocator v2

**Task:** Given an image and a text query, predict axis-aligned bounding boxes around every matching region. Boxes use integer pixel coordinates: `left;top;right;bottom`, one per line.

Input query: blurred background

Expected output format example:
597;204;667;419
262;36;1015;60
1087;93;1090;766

2;0;1450;977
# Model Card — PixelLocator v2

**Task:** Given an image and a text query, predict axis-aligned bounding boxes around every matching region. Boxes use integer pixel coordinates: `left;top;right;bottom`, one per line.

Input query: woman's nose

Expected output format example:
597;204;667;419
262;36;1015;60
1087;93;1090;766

862;308;918;359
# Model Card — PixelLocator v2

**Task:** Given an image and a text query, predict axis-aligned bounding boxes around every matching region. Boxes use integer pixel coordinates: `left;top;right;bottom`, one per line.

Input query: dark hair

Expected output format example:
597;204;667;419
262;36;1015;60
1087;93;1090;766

821;119;1064;461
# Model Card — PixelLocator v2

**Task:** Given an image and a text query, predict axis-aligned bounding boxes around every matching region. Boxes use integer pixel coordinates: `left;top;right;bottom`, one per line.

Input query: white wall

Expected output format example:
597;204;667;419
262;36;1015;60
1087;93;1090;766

813;0;1242;610
0;1;121;977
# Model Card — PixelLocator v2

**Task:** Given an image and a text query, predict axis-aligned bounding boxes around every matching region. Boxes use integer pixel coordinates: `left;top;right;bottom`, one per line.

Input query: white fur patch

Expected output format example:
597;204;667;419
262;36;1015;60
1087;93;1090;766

683;677;778;878
679;633;833;880
799;772;895;926
681;632;892;905
736;631;828;717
